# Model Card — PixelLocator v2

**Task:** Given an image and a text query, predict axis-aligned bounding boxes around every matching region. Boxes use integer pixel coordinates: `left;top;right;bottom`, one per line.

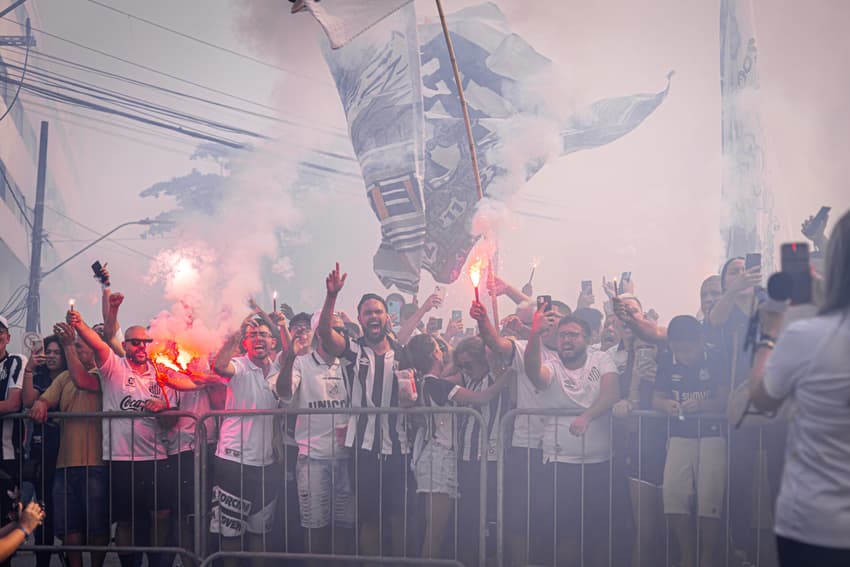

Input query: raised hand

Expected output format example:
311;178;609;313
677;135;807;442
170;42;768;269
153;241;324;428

66;309;83;329
326;263;347;296
422;293;442;312
469;301;487;322
108;292;124;310
53;322;76;347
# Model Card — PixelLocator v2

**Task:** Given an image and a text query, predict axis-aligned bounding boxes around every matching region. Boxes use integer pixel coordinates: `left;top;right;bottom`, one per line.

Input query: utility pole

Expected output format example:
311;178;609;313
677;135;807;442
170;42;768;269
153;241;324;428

25;120;48;333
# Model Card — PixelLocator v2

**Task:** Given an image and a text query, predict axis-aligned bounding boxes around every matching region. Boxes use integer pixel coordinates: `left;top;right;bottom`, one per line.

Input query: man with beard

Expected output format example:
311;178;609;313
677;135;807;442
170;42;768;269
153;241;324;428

471;297;568;566
317;263;415;558
68;308;176;567
525;311;619;567
210;316;282;565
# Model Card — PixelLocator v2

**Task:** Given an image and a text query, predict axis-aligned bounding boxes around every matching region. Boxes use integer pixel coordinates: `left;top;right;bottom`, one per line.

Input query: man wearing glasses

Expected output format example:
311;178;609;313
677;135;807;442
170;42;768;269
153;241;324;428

210;316;282;563
68;310;176;567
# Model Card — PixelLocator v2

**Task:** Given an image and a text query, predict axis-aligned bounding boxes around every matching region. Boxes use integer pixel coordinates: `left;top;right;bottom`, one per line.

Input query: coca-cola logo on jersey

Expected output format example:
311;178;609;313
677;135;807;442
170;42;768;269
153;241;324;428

119;396;146;412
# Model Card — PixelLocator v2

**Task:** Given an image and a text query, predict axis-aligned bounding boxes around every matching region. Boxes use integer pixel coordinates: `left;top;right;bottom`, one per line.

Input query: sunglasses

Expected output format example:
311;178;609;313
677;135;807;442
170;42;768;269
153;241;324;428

126;338;153;347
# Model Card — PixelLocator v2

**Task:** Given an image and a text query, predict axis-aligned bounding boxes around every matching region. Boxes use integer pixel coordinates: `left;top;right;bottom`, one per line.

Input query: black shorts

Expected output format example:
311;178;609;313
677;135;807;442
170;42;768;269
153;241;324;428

210;457;279;537
107;459;175;523
504;447;545;535
352;450;411;524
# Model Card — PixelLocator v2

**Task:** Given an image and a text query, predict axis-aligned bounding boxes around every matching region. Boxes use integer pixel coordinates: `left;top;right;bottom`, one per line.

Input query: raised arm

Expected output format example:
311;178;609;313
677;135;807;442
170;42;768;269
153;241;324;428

318;263;347;357
524;307;554;390
488;276;531;306
708;267;760;327
470;300;512;357
612;297;668;345
276;336;307;400
397;293;441;345
53;322;100;392
67;309;113;368
102;292;126;357
212;332;241;379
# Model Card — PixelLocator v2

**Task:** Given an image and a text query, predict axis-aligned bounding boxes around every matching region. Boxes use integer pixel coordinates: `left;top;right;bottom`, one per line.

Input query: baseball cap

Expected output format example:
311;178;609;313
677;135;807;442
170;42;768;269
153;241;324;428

0;316;8;331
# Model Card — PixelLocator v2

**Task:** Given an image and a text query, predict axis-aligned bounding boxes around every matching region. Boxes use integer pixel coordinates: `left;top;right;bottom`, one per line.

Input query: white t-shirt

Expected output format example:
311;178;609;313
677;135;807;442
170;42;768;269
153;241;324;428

284;352;351;460
763;313;850;549
98;351;175;461
539;349;617;464
216;355;281;467
510;340;557;449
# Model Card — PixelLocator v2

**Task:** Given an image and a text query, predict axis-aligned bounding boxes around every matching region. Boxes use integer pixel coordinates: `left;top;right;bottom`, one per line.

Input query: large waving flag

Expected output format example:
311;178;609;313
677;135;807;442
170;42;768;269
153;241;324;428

311;2;672;291
291;0;413;49
720;0;777;269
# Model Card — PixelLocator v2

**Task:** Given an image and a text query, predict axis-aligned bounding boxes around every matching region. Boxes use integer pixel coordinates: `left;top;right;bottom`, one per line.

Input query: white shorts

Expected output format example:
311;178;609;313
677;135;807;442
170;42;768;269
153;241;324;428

663;436;727;519
414;442;458;498
296;455;355;530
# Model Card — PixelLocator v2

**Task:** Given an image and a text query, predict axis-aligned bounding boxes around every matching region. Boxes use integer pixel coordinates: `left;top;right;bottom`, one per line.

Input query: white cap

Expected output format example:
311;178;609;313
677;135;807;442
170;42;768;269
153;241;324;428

0;315;8;330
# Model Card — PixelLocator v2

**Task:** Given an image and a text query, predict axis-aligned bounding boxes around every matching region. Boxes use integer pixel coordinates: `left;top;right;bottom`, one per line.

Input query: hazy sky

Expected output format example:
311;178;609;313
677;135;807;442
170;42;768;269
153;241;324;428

8;0;850;334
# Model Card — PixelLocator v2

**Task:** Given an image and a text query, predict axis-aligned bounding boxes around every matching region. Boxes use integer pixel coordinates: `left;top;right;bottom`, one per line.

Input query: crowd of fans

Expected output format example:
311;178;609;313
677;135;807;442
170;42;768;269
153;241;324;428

0;210;844;567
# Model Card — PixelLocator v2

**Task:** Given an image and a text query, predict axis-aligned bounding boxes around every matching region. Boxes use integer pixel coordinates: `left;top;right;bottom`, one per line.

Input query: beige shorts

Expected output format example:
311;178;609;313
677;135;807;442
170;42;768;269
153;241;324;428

662;436;726;519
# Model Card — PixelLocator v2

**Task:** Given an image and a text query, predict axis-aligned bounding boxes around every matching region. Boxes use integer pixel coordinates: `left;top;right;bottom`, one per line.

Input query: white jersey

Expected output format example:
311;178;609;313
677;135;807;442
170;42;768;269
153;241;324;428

168;387;216;455
539;349;617;464
510;340;558;449
98;351;175;461
284;351;351;459
216;355;281;467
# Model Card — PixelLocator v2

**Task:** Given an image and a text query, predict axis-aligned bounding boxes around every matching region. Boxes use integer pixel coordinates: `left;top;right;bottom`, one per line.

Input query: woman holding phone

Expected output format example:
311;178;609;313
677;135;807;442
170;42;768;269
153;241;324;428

748;209;850;566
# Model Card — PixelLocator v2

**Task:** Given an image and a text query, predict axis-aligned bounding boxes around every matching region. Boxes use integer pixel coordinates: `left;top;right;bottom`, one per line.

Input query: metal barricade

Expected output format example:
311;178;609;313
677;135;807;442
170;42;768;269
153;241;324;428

495;409;781;567
200;551;465;566
0;410;200;565
196;406;490;567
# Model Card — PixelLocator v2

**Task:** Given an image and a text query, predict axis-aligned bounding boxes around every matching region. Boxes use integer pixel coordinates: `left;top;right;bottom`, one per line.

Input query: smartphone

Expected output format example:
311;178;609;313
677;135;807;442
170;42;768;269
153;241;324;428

91;260;110;286
464;328;475;336
781;243;811;305
581;280;593;295
387;300;402;326
745;253;762;271
451;310;462;322
802;206;831;240
434;286;445;301
618;272;631;294
537;295;552;312
427;317;443;331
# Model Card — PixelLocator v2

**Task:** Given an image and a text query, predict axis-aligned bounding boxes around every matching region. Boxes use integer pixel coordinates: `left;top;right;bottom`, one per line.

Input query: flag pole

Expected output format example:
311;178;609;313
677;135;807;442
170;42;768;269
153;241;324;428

434;0;499;328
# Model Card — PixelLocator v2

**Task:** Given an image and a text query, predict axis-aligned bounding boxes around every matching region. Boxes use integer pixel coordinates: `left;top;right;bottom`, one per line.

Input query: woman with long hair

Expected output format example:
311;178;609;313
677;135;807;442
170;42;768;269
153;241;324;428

749;209;850;566
22;334;64;567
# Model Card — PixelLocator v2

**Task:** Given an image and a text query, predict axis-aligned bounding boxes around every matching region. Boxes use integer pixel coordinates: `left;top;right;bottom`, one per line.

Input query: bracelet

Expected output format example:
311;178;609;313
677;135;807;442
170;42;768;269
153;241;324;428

17;525;30;538
756;339;775;351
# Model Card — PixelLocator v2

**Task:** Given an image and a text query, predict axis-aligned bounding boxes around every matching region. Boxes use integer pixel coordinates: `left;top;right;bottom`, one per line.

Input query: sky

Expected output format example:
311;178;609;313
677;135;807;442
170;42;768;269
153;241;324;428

4;0;850;339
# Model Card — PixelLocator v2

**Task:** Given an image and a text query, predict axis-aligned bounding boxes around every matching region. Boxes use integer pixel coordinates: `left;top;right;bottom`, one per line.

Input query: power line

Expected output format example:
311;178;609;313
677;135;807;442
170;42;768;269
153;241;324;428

0;20;30;122
0;13;348;138
1;47;350;141
84;0;328;84
44;204;157;261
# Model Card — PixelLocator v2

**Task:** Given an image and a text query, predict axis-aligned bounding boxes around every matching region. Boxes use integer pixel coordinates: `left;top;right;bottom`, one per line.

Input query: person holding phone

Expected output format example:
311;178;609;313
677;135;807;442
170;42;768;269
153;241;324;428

708;256;785;564
524;307;619;566
747;209;850;566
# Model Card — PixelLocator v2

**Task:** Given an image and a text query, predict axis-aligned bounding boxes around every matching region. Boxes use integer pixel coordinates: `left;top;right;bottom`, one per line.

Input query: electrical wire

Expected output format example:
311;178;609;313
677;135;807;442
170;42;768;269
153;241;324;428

0;162;34;230
0;25;31;122
44;204;157;261
84;0;328;84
